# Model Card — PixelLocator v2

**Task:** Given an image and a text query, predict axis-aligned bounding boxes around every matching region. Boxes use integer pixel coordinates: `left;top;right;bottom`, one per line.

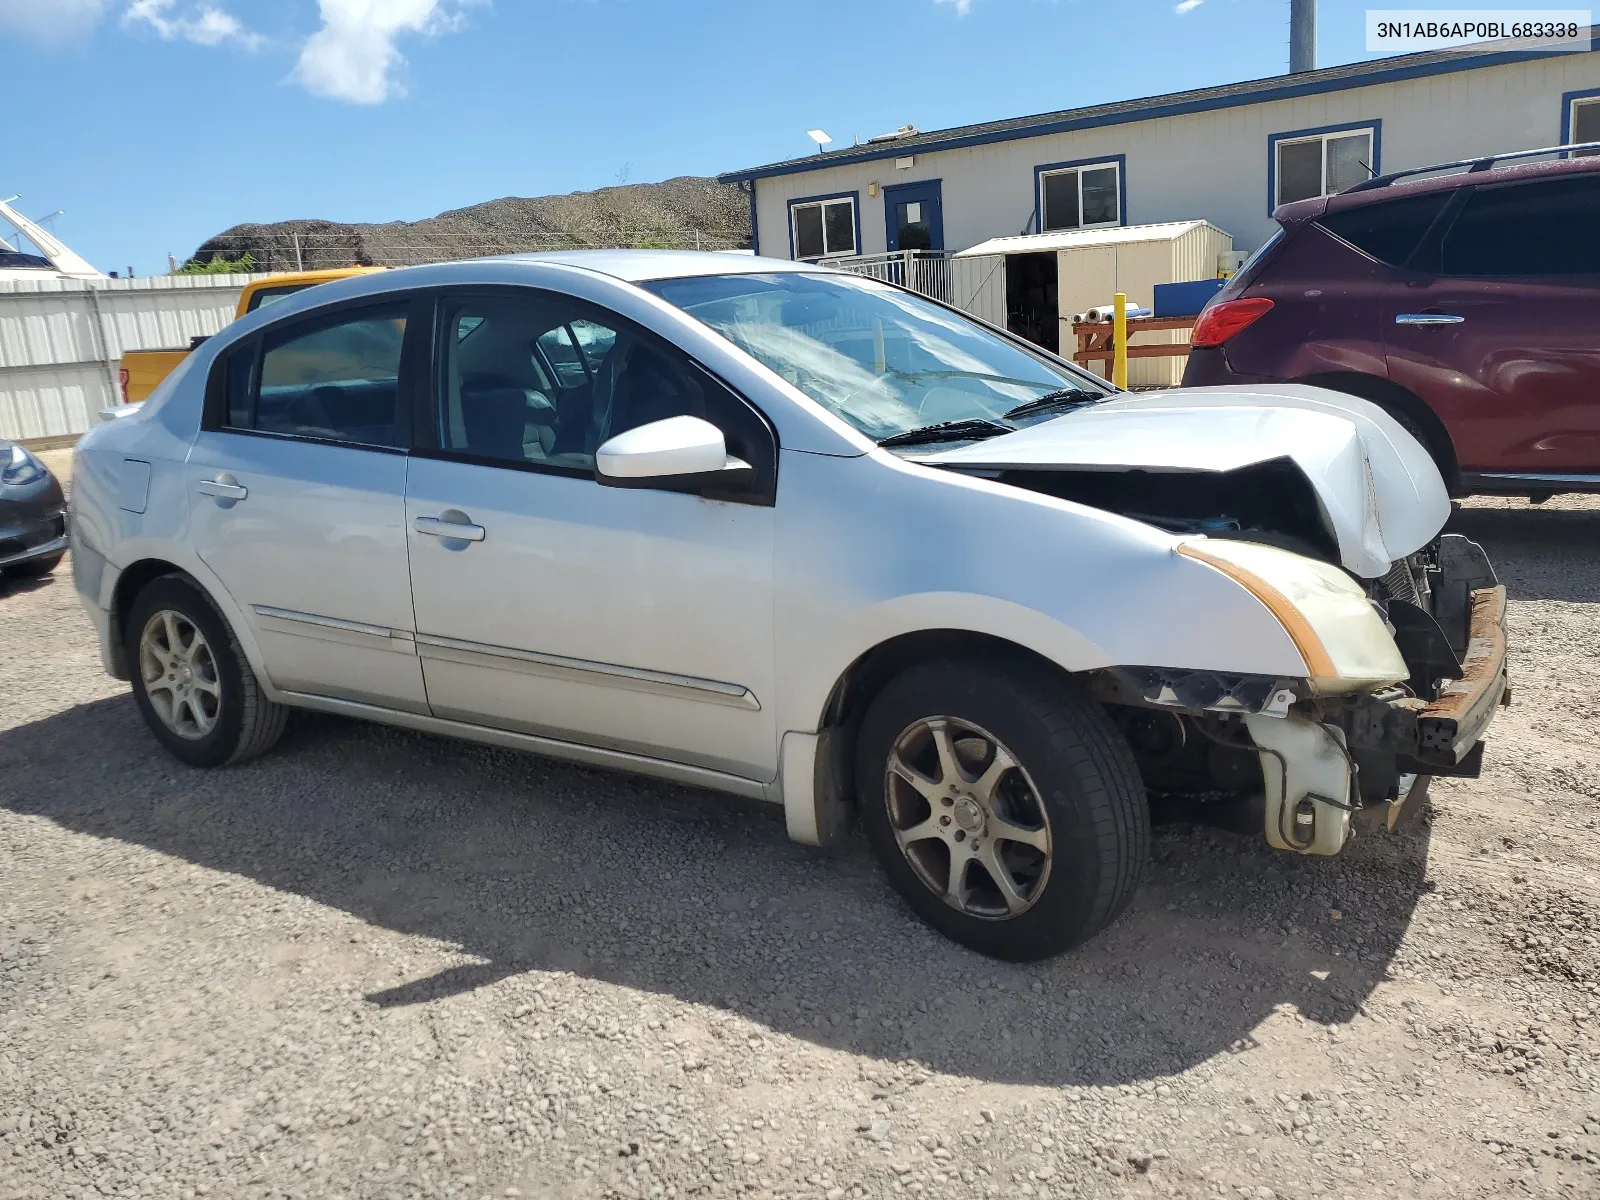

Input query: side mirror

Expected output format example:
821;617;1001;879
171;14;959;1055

595;415;753;492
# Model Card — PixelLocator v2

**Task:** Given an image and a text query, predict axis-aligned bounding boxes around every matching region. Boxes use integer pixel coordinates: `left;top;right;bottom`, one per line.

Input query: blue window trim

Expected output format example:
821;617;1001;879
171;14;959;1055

881;178;945;252
786;190;862;261
719;43;1586;184
1031;155;1128;233
1561;86;1600;154
1267;119;1382;214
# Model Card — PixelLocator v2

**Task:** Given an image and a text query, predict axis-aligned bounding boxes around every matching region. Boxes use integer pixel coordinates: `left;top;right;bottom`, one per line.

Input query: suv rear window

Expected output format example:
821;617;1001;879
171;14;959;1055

1316;191;1450;267
1440;174;1600;276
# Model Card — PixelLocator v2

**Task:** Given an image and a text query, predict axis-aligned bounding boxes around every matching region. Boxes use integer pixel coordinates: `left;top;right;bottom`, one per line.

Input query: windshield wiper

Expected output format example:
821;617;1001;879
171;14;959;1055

1001;388;1103;421
877;418;1014;448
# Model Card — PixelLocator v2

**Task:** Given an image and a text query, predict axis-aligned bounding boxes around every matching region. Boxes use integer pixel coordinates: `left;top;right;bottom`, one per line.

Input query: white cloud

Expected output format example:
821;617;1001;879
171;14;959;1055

293;0;482;105
936;0;974;14
124;0;260;47
1175;0;1204;12
0;0;106;43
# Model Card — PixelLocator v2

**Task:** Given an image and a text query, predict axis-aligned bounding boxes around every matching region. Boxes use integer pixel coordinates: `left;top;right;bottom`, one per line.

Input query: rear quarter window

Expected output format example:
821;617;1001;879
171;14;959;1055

1316;191;1450;268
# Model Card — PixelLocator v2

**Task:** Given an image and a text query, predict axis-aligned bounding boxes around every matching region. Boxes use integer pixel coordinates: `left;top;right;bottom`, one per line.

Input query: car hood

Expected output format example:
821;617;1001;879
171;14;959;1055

920;383;1451;579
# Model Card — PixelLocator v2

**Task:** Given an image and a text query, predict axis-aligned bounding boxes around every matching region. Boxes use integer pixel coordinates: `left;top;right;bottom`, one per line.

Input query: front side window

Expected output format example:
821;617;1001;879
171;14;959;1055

1572;96;1600;157
1275;128;1375;206
1040;162;1120;231
242;305;407;445
1440;175;1600;277
435;295;773;490
791;197;857;259
641;271;1110;446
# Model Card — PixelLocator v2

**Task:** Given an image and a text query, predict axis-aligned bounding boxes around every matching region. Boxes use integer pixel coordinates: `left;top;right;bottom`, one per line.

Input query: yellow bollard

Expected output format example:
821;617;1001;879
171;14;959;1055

1112;291;1128;390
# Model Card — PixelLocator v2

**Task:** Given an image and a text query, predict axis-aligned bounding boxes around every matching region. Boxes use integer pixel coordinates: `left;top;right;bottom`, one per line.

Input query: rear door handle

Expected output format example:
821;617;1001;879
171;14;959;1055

1395;313;1465;326
196;478;248;501
413;516;486;542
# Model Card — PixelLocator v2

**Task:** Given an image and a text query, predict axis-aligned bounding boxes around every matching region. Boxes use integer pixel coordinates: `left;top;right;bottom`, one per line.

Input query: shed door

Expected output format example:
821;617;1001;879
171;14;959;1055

884;181;944;253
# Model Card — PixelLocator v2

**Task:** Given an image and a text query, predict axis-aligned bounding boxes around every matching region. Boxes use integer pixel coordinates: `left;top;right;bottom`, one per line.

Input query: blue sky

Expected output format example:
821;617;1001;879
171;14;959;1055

4;0;1463;275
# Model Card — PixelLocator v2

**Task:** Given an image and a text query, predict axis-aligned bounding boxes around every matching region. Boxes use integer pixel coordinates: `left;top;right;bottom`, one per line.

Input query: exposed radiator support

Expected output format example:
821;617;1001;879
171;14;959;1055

1290;0;1316;72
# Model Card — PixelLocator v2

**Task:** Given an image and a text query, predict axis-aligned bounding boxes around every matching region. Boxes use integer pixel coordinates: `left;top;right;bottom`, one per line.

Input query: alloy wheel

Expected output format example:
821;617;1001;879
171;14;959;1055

139;609;222;740
883;716;1053;919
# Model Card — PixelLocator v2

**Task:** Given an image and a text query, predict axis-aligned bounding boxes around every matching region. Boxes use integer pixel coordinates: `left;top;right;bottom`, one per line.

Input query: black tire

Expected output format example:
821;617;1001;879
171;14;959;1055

9;551;64;578
855;657;1149;961
126;574;288;768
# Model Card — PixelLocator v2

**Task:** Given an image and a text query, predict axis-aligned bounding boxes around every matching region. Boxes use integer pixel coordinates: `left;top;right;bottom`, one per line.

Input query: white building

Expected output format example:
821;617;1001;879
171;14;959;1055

721;34;1600;266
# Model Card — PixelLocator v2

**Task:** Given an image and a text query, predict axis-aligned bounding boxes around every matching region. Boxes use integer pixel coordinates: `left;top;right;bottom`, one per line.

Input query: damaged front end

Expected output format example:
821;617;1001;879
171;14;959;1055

1089;534;1509;855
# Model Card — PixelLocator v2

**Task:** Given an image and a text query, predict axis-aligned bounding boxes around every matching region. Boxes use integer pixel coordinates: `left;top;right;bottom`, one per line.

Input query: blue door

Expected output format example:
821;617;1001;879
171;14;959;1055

884;181;944;253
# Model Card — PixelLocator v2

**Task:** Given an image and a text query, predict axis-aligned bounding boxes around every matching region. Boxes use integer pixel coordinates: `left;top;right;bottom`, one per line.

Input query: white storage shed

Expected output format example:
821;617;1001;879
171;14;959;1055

955;220;1232;386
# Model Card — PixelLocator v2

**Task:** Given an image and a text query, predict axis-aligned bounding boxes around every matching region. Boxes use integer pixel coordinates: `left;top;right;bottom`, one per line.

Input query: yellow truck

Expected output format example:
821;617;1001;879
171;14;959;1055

116;268;383;406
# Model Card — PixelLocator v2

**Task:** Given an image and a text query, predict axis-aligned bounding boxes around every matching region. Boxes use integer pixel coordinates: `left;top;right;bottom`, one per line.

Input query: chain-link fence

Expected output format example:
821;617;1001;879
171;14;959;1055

185;228;752;274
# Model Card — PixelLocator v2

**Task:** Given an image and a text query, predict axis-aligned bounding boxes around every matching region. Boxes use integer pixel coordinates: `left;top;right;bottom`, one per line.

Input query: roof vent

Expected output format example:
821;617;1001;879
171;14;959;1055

867;123;921;143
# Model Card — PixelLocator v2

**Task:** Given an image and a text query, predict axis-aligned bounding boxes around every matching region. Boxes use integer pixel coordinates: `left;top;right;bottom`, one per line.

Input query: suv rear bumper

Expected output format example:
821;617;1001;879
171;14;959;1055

1181;346;1269;388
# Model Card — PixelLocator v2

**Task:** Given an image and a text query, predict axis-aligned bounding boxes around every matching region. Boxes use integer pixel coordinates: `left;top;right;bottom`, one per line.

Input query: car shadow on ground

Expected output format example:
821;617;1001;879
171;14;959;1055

0;571;54;602
1451;502;1600;603
2;684;1430;1089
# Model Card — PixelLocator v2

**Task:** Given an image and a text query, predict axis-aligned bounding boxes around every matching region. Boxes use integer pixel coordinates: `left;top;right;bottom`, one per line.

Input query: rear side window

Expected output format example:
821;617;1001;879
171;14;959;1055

1440;175;1600;276
215;305;408;446
1317;191;1450;268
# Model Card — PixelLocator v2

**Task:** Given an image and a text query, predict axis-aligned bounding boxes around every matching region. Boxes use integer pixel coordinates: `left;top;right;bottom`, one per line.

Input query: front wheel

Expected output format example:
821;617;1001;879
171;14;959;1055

126;574;288;768
855;658;1149;960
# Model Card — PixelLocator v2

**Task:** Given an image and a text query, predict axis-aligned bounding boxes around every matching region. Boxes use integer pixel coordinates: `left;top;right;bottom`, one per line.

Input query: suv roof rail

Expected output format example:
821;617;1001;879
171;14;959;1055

1343;142;1600;193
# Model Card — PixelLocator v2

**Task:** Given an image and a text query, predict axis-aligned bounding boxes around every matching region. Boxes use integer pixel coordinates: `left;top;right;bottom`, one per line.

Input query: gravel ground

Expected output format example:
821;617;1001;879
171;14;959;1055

3;476;1599;1200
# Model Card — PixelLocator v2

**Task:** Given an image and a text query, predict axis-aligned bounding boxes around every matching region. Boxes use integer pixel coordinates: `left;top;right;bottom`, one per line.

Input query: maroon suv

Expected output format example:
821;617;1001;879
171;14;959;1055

1182;147;1600;499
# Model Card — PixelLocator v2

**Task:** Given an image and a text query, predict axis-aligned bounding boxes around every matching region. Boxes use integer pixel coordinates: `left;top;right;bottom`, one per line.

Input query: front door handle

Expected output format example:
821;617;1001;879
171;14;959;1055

196;476;248;502
413;515;486;543
1395;313;1465;326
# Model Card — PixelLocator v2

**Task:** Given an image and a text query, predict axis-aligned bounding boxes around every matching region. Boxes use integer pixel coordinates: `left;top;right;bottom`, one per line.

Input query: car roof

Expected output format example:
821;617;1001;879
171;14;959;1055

241;267;386;295
1279;152;1600;222
478;249;814;283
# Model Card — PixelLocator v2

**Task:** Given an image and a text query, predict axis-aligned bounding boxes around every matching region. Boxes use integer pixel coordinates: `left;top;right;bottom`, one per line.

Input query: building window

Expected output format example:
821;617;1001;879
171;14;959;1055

1273;125;1376;206
1571;95;1600;157
790;195;857;259
1039;161;1121;231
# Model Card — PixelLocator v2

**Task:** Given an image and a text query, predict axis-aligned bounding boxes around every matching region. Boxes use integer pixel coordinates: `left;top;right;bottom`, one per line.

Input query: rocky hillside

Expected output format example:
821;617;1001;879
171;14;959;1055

189;176;750;272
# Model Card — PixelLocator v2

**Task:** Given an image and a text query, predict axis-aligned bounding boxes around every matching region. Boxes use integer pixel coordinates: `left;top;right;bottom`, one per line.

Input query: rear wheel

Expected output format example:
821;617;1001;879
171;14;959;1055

126;575;288;768
855;657;1149;960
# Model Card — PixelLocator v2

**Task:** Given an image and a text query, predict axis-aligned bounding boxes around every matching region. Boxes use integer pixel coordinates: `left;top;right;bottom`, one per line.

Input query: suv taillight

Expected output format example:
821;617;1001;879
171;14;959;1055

118;368;130;405
1191;297;1275;348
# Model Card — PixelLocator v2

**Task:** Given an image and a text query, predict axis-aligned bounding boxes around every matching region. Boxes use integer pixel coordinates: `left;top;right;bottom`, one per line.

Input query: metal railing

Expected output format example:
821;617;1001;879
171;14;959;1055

827;249;1008;327
829;249;953;302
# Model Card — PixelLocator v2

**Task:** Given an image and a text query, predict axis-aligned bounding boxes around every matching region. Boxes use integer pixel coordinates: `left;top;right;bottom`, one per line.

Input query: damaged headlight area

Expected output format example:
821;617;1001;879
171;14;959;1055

1090;536;1509;858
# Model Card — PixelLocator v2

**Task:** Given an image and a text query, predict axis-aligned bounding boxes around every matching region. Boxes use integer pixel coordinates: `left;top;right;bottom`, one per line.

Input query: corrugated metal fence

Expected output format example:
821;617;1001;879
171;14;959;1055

0;274;250;441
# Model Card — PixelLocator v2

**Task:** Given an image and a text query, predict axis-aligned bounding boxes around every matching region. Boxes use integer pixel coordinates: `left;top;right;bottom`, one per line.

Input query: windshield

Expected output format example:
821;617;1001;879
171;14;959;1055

246;284;313;313
641;271;1110;443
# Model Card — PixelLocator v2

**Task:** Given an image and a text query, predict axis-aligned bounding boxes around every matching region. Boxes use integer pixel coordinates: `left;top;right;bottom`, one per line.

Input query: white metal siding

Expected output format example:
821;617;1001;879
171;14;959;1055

753;53;1600;259
1052;224;1232;387
0;275;249;440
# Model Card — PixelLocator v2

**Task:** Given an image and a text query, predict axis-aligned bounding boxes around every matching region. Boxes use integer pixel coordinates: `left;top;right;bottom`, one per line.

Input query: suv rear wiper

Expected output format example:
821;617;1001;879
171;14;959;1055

1001;388;1103;421
877;418;1014;448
